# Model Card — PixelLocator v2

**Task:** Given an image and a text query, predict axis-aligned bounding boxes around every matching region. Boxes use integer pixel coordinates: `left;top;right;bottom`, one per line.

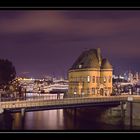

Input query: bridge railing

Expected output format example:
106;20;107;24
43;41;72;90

0;95;128;109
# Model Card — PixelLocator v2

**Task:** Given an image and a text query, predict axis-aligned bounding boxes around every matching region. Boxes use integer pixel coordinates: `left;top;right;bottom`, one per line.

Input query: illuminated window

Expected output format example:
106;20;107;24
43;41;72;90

87;76;90;82
79;64;82;68
103;77;106;83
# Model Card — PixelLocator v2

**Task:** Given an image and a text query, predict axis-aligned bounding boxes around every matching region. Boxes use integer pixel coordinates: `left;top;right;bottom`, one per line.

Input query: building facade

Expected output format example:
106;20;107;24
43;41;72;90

68;48;113;96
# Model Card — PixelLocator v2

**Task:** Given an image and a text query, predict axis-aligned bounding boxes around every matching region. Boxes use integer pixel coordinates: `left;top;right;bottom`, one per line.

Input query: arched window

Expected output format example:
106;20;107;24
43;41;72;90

104;77;107;83
87;76;90;82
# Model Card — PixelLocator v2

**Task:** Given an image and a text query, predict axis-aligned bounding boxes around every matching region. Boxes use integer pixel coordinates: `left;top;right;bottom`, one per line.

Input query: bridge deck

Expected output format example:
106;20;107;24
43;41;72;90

1;95;140;112
0;97;127;109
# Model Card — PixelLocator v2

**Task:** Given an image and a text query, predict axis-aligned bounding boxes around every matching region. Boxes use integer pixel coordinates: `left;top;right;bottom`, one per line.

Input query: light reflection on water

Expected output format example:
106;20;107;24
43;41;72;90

24;110;64;130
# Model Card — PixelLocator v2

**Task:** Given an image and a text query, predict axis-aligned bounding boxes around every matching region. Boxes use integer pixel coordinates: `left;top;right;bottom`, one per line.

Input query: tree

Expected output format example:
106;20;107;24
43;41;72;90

0;59;16;86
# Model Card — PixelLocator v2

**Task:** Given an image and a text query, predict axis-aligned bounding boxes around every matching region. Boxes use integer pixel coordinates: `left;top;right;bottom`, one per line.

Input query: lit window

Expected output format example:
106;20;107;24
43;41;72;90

104;77;106;83
87;76;90;82
79;64;82;68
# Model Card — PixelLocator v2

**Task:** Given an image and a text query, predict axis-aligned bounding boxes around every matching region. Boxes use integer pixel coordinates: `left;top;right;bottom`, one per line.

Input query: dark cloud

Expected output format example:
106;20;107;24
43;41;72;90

0;10;139;77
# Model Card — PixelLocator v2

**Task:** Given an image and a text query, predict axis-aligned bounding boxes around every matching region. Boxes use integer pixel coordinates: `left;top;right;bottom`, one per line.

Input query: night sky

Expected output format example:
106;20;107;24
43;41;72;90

0;10;140;78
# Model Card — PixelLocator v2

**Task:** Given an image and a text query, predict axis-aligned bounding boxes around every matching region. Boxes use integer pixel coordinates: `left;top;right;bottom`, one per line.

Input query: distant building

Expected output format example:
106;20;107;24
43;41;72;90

68;48;113;96
128;71;133;83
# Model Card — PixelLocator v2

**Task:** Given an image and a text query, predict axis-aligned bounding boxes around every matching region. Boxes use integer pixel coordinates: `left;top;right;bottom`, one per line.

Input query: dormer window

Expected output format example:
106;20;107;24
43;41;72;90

79;64;82;68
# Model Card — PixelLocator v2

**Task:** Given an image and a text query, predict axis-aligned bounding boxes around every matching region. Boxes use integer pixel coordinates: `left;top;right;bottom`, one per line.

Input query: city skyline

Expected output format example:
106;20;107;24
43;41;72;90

0;10;140;78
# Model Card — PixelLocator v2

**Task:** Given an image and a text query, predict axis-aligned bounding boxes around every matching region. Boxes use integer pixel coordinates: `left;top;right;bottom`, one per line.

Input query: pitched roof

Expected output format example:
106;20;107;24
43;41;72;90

70;49;100;70
70;48;112;70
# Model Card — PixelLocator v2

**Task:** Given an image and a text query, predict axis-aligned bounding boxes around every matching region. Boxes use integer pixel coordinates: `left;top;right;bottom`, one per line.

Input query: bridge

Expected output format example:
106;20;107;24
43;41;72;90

1;95;139;114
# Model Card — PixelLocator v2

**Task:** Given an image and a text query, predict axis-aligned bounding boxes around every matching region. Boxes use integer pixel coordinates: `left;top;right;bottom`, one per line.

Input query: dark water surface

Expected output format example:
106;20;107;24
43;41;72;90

1;102;140;131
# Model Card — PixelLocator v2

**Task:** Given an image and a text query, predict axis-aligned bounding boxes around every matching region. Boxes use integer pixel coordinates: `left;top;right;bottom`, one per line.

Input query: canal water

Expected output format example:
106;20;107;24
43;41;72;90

1;94;140;131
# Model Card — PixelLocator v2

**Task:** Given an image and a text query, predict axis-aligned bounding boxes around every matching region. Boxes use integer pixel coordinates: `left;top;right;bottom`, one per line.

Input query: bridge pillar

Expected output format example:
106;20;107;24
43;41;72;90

109;108;112;115
74;108;77;117
120;101;125;119
129;101;133;129
73;108;77;124
21;108;25;117
21;108;26;129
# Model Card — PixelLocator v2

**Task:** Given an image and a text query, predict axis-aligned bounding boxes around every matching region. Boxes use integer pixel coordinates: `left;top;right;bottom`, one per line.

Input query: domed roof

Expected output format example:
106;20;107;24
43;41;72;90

70;49;100;70
101;58;112;69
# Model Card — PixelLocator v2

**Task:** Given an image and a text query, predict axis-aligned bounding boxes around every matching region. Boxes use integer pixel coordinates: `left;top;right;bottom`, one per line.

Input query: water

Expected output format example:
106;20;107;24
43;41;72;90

1;103;140;131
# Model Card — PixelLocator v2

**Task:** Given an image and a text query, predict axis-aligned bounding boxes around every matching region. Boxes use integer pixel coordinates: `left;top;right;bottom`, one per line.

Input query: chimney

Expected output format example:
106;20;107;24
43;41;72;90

97;48;101;66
